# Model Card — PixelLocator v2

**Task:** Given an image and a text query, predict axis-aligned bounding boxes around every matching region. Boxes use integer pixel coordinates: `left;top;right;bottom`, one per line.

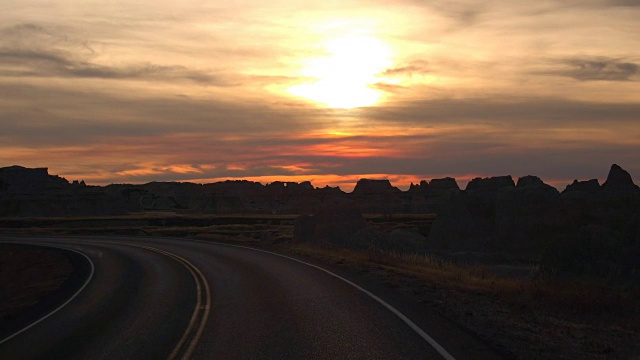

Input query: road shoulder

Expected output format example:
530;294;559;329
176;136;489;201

0;242;92;340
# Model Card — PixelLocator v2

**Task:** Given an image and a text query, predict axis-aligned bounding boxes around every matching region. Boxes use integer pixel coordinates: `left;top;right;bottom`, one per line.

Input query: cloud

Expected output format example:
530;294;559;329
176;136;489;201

0;49;220;83
541;57;639;82
0;23;223;84
523;0;640;13
363;97;640;126
382;60;431;77
601;0;640;7
2;108;637;186
0;79;337;150
398;0;487;26
41;134;639;189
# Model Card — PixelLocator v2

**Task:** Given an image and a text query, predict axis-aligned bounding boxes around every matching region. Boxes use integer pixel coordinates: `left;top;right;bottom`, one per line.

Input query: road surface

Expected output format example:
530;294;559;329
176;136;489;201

0;235;503;359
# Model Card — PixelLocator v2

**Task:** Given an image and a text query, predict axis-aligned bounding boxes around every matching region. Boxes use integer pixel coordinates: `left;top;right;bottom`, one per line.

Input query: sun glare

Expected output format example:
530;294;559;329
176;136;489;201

289;34;393;108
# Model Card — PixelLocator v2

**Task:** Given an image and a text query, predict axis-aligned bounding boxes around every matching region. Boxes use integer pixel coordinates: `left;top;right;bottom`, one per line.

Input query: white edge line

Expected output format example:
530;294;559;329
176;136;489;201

0;242;95;345
0;236;456;359
204;241;457;360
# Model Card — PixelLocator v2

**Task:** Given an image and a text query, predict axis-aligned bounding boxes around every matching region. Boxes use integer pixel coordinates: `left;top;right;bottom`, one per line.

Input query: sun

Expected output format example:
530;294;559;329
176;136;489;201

289;34;393;108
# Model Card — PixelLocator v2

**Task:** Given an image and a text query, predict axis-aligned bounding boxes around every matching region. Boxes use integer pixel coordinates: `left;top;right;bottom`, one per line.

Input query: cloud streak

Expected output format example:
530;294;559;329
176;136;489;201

0;23;226;84
538;57;639;82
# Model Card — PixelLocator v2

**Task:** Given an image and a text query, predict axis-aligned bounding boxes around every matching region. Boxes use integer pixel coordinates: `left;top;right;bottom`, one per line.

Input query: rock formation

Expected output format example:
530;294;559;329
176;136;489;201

408;180;429;194
428;190;481;251
352;179;399;196
428;177;459;191
351;179;404;214
466;175;515;191
540;165;640;279
292;199;367;246
0;165;140;216
495;176;567;255
0;166;69;194
427;166;638;264
602;164;640;193
2;163;640;279
563;179;600;193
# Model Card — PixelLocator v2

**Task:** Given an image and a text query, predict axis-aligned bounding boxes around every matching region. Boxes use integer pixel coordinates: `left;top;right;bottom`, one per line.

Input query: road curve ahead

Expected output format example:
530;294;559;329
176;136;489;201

0;235;502;360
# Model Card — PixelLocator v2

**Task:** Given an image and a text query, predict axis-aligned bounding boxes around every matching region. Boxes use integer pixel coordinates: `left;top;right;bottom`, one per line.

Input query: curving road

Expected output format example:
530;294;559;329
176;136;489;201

0;235;503;359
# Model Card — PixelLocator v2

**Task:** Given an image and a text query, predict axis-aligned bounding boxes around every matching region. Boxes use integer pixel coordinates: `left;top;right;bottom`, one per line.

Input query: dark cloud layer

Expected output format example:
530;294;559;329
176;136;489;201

382;60;431;77
604;0;640;6
365;97;640;125
544;57;639;82
0;23;222;84
0;80;332;148
400;0;486;26
0;50;220;83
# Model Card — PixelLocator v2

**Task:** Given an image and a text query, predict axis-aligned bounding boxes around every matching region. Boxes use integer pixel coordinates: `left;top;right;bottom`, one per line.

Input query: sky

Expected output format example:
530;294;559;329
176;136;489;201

1;0;639;191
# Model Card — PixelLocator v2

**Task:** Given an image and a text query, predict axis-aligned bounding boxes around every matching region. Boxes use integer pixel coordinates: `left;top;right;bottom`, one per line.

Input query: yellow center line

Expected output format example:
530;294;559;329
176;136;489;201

127;244;211;360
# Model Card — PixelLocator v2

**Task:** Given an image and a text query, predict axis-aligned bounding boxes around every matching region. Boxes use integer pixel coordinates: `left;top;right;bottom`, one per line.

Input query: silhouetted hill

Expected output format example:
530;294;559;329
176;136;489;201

0;166;465;216
2;164;640;280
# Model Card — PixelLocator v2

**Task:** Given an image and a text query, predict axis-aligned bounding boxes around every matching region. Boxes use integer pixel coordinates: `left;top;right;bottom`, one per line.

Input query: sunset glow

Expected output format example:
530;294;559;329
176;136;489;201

288;34;393;108
0;1;639;188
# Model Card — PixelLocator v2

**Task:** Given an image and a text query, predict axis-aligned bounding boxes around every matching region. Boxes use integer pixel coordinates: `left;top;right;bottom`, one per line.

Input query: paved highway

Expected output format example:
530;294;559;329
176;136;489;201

0;236;503;359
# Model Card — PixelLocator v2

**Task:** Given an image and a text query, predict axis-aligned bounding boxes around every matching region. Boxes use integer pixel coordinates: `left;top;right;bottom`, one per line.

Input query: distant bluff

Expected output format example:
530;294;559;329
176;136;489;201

1;164;638;218
3;163;639;279
288;165;638;281
0;167;466;216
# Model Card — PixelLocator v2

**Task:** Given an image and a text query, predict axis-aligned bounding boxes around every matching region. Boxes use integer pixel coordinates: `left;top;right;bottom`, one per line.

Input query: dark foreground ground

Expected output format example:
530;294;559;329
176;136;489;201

281;244;640;360
1;214;639;359
0;244;73;328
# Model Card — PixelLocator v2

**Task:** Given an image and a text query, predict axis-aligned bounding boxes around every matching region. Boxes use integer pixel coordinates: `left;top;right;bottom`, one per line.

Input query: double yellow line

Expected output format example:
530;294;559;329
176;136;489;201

131;244;211;360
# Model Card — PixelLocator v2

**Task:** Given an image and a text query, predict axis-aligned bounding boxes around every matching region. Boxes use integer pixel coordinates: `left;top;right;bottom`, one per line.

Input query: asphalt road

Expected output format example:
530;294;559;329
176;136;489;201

0;236;503;359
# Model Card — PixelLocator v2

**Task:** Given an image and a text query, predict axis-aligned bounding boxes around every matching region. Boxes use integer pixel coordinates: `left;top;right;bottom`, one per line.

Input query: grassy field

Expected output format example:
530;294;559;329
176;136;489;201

0;212;297;240
0;211;435;244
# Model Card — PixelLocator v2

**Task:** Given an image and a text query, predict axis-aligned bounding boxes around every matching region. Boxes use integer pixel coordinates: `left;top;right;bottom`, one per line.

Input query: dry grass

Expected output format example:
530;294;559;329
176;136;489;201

285;243;640;358
0;212;301;221
286;243;640;330
289;243;521;291
286;243;370;264
364;214;437;220
373;250;639;325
